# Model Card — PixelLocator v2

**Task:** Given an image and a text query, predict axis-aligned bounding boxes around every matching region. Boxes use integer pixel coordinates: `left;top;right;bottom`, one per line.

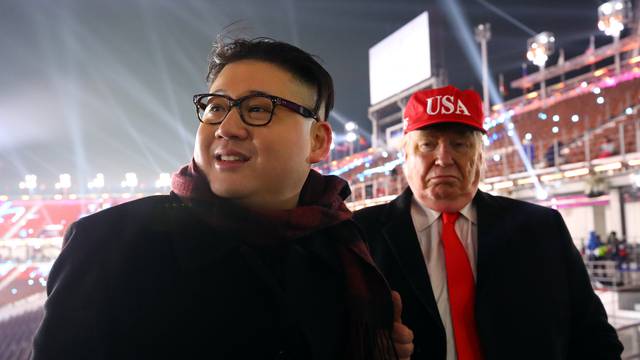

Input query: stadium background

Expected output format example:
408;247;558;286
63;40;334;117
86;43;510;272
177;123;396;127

2;0;640;358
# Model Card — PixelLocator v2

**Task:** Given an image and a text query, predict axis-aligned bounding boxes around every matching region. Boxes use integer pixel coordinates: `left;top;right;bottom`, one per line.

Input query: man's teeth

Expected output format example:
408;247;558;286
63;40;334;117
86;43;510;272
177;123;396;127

220;155;244;161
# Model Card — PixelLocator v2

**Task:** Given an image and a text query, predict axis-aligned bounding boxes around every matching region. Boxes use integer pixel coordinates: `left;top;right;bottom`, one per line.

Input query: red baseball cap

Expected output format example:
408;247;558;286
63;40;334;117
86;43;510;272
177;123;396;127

403;85;486;134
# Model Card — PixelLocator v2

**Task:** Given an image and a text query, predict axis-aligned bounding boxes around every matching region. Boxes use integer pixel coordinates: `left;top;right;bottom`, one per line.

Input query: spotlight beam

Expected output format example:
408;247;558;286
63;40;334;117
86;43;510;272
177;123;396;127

441;0;546;197
475;0;537;36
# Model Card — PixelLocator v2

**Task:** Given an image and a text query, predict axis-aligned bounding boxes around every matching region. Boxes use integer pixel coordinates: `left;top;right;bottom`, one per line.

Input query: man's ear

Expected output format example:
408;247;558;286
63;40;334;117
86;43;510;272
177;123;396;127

308;121;332;164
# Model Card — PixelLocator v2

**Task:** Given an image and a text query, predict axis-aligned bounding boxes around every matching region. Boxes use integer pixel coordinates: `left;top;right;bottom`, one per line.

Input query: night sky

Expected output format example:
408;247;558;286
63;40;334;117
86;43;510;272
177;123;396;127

0;0;621;193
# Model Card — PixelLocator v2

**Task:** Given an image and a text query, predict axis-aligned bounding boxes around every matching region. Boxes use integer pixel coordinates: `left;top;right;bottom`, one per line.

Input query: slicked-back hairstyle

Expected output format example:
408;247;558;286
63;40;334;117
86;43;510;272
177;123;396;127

206;37;334;121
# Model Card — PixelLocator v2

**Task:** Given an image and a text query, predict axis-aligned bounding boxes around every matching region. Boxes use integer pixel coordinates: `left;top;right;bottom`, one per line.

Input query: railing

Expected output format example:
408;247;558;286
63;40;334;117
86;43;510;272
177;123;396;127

585;260;640;358
619;321;640;359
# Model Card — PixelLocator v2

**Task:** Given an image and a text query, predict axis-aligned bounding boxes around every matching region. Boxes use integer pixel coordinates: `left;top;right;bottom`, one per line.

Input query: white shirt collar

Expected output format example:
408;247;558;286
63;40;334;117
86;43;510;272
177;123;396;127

411;196;477;232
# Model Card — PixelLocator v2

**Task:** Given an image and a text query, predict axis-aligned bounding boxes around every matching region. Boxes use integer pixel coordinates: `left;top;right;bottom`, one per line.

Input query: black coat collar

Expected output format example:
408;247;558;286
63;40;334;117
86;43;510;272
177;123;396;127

379;188;444;329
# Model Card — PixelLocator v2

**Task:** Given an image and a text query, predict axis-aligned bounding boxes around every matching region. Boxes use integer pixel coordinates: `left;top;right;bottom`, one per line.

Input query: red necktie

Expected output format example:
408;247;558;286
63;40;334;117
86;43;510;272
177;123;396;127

441;212;483;359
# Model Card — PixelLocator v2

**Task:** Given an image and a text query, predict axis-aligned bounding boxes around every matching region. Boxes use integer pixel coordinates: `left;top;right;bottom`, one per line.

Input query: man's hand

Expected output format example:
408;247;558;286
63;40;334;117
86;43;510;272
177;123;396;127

391;290;414;360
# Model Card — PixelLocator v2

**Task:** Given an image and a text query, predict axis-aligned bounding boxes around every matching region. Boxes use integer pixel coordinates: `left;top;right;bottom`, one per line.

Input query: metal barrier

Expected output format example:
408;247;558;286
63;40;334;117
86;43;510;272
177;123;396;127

619;321;640;359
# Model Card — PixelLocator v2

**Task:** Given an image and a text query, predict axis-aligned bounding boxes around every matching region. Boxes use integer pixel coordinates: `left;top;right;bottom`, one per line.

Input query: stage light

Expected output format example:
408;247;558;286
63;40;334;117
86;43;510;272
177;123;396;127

552;126;559;134
524;133;533;140
346;132;357;143
598;0;632;74
552;115;560;122
88;173;105;190
55;174;71;190
344;122;357;132
596;96;605;104
625;107;634;115
155;173;171;189
19;175;37;192
538;112;547;120
592;87;601;95
571;114;580;122
493;154;501;162
598;0;631;37
121;172;138;189
526;32;555;67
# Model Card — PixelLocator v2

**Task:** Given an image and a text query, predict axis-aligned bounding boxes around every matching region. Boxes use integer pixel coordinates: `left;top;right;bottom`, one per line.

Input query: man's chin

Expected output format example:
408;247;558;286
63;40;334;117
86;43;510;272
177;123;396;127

419;189;473;212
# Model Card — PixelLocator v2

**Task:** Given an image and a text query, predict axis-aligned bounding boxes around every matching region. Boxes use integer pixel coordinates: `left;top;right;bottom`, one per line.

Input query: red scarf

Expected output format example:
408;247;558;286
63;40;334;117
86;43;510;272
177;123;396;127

171;160;397;360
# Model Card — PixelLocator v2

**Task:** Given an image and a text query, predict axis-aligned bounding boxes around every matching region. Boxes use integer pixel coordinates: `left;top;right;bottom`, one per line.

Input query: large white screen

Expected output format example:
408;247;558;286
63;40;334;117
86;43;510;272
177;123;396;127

369;11;431;105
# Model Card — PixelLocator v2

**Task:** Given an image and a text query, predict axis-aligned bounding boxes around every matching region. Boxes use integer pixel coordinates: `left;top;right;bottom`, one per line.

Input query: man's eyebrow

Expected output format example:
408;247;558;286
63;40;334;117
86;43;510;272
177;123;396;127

210;89;270;97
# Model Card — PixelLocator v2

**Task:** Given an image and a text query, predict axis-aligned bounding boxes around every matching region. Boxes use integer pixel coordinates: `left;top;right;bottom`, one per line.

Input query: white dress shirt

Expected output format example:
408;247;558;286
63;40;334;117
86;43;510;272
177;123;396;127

410;198;478;360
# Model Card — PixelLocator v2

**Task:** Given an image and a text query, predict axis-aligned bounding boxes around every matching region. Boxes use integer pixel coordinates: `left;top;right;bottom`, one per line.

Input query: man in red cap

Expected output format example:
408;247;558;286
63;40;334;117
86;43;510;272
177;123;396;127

355;85;622;359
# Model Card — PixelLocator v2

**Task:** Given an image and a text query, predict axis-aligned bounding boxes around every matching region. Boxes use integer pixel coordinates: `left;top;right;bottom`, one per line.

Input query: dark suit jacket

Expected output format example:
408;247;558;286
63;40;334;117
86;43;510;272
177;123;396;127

354;188;623;360
32;194;348;360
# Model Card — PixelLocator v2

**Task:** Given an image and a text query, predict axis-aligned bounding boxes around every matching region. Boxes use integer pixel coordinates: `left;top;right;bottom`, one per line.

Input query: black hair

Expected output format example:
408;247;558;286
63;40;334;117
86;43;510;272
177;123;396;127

206;37;334;120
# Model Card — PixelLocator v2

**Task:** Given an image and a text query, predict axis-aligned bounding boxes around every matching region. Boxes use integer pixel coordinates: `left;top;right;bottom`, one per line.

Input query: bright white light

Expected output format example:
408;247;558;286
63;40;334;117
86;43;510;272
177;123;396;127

382;151;389;158
345;122;357;132
507;130;514;137
346;132;357;143
625;107;634;115
593;87;601;94
580;81;588;88
538;112;547;120
55;174;71;190
527;31;555;67
121;172;138;188
597;96;605;104
552;115;560;122
525;133;532;140
19;174;37;191
536;188;548;200
88;173;105;190
507;122;514;130
482;135;490;146
598;1;630;37
571;114;580;122
155;173;171;189
552;126;559;133
493;154;501;162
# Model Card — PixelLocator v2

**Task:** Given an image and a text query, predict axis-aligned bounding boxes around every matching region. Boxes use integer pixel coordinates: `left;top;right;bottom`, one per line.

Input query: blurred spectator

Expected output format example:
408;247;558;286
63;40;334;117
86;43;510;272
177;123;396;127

544;140;565;167
597;137;617;158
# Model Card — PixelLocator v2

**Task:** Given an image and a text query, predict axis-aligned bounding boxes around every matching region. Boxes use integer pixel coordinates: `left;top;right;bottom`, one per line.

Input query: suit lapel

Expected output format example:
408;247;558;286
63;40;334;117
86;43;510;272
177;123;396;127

473;190;507;308
382;189;443;326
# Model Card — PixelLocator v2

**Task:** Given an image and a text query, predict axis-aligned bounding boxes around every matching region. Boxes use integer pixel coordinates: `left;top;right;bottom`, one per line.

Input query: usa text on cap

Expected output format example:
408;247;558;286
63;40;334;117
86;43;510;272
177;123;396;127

403;85;486;134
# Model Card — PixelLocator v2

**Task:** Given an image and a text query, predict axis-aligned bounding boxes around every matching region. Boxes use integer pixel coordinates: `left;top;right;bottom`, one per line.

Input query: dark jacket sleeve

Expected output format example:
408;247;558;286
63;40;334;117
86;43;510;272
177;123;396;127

554;211;624;358
31;221;109;360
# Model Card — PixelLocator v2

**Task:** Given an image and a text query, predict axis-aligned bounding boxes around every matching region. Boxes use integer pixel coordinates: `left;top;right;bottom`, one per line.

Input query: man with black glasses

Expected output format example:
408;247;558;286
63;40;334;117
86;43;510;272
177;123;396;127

31;37;413;360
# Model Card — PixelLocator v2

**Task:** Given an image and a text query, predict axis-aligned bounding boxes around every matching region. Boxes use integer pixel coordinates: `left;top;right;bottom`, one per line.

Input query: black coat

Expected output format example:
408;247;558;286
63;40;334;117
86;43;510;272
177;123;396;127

354;188;623;360
32;194;350;360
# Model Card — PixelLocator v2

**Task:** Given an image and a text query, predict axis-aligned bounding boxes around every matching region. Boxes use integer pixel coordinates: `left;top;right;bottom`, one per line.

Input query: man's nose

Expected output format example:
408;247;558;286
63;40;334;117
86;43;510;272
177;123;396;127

215;108;249;140
434;142;454;166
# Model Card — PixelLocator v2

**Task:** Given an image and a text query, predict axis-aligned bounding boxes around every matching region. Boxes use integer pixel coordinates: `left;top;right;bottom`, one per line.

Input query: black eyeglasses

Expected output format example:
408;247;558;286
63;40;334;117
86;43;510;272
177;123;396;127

192;93;319;127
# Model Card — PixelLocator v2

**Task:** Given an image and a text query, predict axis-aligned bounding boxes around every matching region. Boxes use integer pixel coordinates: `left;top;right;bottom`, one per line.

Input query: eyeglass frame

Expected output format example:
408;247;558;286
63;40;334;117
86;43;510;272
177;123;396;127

192;92;320;127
